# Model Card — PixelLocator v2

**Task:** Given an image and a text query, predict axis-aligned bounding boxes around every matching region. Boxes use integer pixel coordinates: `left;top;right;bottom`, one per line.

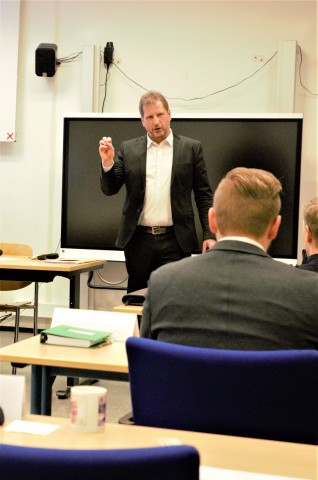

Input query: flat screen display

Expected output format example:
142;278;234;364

61;113;303;261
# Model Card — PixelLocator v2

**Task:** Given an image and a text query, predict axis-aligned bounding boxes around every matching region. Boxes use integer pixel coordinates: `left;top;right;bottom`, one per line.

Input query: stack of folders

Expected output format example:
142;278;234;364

40;324;112;348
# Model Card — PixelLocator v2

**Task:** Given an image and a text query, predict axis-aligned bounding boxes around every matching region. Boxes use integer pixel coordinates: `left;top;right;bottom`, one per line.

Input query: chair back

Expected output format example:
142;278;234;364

0;243;33;291
0;444;199;480
126;337;318;444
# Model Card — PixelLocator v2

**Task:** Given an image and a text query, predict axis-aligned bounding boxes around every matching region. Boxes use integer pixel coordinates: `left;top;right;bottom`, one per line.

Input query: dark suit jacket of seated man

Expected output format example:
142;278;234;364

140;167;318;350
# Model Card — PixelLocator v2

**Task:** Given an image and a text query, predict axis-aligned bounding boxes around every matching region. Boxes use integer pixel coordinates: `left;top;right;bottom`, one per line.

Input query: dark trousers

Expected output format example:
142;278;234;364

124;228;190;293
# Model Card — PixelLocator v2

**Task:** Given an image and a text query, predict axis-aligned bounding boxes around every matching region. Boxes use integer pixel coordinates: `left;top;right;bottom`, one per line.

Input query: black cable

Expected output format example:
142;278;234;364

111;62;149;92
57;51;82;64
112;47;317;100
55;238;61;253
297;45;318;96
0;313;13;324
166;51;279;101
101;65;111;112
111;51;279;101
87;271;127;290
96;269;128;286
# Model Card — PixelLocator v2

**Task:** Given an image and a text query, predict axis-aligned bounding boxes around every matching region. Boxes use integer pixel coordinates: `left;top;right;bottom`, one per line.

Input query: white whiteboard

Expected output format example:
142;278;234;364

0;0;20;142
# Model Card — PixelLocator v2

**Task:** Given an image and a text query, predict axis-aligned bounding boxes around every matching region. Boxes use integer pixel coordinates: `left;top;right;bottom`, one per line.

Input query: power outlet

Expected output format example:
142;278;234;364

104;42;114;67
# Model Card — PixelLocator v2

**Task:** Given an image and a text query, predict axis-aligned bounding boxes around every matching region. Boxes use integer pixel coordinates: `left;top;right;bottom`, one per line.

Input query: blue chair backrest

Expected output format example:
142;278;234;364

0;444;199;480
126;337;318;444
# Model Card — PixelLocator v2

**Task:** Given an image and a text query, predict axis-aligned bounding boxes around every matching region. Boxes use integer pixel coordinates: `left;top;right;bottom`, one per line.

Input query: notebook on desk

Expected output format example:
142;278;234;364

51;308;139;341
40;324;112;348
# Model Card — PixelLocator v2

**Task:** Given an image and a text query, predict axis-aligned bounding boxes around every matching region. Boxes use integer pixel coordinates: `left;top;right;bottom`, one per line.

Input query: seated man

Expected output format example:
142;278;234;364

296;197;318;273
140;167;318;350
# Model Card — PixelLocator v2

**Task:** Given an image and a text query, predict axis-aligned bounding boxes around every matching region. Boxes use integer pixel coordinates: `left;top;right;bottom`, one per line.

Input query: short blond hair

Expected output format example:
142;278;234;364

139;91;170;116
304;197;318;242
214;167;282;237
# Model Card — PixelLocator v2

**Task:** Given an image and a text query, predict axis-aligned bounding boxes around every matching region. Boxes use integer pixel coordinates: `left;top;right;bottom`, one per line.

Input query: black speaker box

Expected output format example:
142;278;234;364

35;43;58;77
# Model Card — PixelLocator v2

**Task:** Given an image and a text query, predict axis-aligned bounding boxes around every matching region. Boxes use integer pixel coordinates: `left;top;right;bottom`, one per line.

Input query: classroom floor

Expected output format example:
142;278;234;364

0;315;132;424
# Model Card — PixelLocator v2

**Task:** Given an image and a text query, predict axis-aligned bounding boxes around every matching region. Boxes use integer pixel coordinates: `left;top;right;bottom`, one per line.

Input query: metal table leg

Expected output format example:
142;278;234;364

30;365;42;414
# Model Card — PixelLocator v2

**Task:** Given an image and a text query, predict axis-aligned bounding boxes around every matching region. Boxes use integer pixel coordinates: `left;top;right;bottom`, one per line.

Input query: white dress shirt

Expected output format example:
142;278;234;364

218;236;265;251
138;130;174;227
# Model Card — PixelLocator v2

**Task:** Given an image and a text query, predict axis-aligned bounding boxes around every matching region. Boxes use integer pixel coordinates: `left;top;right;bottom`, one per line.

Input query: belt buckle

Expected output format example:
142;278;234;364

152;226;164;235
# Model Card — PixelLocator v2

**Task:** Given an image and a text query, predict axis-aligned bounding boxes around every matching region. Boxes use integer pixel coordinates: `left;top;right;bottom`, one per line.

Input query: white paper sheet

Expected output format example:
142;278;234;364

0;374;26;421
0;257;19;261
200;466;307;480
3;420;60;435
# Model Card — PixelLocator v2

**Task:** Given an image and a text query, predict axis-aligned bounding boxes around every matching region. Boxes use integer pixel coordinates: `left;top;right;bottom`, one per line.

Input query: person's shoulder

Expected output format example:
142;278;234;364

174;133;201;146
295;265;318;278
120;135;146;147
285;262;318;289
150;255;202;283
261;256;317;283
298;254;318;273
297;264;318;273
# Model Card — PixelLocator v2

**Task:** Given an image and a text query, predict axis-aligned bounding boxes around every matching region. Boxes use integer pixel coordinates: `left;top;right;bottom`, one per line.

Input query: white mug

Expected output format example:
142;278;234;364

70;385;107;433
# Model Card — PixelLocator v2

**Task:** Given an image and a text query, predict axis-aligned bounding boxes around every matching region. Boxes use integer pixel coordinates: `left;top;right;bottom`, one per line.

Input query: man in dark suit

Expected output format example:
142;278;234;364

140;167;318;350
99;91;215;292
296;197;318;273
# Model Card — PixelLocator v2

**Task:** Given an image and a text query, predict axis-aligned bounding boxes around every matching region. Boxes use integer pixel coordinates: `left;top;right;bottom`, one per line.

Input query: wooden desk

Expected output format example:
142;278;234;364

0;335;128;415
0;256;105;308
112;304;143;315
1;416;316;479
0;256;106;396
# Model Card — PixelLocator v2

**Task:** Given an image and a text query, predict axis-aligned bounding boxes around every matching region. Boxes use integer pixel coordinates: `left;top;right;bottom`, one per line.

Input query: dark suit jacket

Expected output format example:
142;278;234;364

140;240;318;350
100;134;213;251
296;253;318;273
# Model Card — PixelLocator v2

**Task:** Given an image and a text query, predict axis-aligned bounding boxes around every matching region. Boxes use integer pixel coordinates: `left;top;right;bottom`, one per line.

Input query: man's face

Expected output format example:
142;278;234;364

141;100;171;144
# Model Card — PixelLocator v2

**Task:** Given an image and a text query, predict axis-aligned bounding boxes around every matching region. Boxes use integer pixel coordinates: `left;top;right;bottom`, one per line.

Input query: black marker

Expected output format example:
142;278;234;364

37;253;59;260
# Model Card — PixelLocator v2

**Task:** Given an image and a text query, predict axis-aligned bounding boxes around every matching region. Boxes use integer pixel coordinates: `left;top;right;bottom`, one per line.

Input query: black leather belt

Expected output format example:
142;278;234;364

138;226;174;235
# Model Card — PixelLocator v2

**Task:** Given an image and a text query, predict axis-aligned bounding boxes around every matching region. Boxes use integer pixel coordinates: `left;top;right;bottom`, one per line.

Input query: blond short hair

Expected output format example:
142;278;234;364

214;167;282;237
304;197;318;242
139;91;170;116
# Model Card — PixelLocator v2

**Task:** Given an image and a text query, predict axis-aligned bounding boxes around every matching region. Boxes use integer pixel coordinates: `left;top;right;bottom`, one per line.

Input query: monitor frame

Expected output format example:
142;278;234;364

60;112;303;262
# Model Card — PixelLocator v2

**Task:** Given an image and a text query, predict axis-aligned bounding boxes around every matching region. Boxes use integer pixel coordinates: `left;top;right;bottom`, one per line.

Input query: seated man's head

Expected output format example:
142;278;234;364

303;197;318;256
209;167;282;251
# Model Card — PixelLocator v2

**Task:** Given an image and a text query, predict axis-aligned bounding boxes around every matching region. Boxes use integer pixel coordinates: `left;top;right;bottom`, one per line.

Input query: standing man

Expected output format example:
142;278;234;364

99;91;215;292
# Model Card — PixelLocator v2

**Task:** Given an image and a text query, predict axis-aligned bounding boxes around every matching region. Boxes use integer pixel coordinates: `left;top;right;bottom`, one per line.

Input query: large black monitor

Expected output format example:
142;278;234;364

60;113;303;261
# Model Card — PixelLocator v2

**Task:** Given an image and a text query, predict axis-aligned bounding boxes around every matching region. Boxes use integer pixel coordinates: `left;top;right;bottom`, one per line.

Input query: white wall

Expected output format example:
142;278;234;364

0;0;20;142
0;0;317;317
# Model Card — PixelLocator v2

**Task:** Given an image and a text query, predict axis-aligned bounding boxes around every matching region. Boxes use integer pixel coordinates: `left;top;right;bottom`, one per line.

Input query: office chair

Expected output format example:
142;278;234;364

0;243;39;345
0;444;200;480
126;337;318;445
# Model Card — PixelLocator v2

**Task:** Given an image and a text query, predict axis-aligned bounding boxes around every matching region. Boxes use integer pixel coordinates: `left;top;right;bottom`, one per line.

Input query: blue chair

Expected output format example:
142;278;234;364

0;444;199;480
126;337;318;445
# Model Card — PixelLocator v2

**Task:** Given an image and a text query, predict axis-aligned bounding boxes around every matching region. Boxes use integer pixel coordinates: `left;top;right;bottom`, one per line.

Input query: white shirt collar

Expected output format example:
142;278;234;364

218;236;265;251
147;129;173;148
